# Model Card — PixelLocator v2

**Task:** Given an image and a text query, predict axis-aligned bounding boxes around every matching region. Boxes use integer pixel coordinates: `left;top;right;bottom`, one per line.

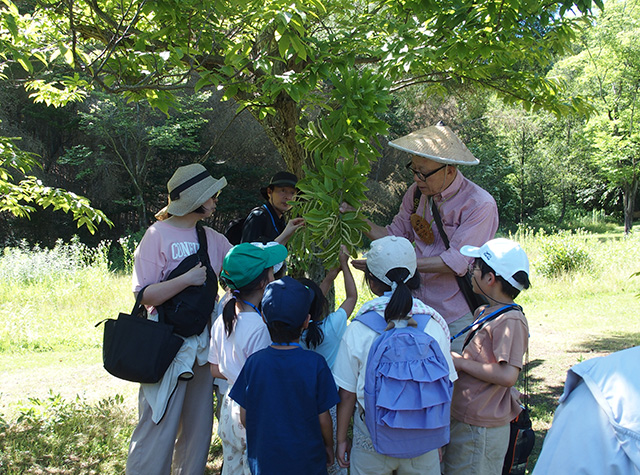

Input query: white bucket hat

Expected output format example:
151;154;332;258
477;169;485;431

366;236;417;287
156;164;227;220
460;238;530;290
388;122;479;165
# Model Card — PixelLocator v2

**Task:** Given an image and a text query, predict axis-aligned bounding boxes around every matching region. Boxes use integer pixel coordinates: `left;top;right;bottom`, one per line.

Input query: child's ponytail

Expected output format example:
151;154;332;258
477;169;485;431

297;278;326;349
384;268;414;322
222;291;240;337
304;319;324;349
222;268;271;337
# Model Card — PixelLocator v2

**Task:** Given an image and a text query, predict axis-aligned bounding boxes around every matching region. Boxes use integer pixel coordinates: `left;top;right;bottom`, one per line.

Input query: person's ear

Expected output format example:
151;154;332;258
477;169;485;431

446;165;457;178
302;314;311;330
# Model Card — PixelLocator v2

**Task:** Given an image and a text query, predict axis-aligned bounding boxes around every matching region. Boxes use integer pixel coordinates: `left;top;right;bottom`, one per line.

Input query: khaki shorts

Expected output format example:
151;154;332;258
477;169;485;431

350;406;440;475
442;418;510;475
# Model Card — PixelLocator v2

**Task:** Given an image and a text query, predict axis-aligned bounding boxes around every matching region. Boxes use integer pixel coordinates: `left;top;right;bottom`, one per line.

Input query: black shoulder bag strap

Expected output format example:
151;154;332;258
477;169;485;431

430;199;487;313
195;223;211;267
412;186;422;213
196;223;218;286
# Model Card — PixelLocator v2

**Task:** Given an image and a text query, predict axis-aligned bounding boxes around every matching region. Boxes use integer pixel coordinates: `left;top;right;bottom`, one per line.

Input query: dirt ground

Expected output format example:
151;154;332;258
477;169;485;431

0;348;139;420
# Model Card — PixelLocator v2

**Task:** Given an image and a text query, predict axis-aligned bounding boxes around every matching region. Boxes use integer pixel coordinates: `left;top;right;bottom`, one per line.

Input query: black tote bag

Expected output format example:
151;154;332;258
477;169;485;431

99;286;183;384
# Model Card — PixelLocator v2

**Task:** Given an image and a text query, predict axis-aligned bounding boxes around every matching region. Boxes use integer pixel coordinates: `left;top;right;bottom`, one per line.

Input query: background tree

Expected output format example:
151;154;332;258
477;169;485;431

552;0;640;233
0;0;606;256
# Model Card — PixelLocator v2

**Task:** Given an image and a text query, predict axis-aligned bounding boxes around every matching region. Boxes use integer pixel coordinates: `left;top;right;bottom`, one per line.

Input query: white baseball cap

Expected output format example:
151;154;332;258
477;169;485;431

365;236;417;287
460;238;530;290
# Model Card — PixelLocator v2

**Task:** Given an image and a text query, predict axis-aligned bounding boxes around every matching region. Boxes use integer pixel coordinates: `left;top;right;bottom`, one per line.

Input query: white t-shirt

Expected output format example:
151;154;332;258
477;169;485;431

333;307;457;409
208;310;271;386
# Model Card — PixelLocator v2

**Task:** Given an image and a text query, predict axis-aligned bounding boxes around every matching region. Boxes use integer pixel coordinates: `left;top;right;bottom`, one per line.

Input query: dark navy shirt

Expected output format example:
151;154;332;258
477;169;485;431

230;346;340;475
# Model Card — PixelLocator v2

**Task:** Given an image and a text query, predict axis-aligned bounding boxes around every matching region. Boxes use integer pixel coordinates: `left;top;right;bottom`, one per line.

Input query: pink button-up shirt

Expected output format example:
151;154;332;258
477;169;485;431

387;170;498;323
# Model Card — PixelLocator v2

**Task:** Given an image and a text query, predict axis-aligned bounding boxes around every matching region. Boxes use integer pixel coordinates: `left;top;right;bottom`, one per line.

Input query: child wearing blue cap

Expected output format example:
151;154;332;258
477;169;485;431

229;276;340;475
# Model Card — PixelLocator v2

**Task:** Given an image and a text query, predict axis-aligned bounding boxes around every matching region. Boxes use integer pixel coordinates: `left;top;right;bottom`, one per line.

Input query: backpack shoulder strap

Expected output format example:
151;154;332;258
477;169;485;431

462;304;521;351
354;311;387;334
411;313;432;332
357;311;432;334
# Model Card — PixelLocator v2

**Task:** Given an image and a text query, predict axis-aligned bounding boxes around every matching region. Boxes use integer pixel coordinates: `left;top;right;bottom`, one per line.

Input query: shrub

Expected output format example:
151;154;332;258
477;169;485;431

0;237;109;284
0;392;134;474
537;231;593;277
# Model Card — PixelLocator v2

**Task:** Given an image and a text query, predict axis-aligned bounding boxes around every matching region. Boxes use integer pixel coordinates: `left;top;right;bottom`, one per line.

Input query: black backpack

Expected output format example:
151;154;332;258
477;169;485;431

224;217;246;245
157;224;218;337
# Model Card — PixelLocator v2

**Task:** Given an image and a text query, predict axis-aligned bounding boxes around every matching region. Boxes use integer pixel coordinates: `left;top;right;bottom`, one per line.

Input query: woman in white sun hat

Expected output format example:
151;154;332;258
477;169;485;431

126;163;232;475
340;122;499;353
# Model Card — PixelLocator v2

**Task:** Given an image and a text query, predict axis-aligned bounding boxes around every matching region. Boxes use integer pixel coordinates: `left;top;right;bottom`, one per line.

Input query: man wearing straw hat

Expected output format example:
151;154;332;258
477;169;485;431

341;123;498;352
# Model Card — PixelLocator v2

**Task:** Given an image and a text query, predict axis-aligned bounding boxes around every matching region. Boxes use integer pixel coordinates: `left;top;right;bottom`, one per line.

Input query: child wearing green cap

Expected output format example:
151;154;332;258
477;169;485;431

230;276;340;475
208;242;288;475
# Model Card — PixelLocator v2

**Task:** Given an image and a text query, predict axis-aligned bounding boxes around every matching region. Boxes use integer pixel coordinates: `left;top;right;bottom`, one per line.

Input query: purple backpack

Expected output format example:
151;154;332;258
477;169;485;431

356;311;453;458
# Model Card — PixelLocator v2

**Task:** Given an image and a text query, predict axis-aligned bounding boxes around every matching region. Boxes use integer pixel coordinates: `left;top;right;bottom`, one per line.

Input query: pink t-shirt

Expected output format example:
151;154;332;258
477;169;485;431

387;171;499;323
451;307;529;427
132;220;232;292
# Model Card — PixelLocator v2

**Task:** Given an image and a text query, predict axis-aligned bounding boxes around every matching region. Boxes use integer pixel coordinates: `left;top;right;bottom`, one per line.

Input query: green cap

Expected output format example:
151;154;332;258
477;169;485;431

220;242;288;290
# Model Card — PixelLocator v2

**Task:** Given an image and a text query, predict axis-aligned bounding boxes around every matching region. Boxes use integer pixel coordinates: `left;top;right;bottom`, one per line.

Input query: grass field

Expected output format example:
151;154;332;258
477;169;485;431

1;228;639;473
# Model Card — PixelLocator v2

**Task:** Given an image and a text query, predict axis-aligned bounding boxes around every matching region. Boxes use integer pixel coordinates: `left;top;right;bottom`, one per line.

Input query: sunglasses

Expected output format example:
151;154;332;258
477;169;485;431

405;162;446;182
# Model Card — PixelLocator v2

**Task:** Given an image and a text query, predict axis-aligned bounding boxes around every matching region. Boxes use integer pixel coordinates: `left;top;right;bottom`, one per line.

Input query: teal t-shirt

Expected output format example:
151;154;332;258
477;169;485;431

300;307;348;369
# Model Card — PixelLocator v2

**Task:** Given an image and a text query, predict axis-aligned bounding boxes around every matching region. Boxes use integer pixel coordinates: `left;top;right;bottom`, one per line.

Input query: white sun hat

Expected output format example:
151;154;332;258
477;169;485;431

388;122;479;165
155;163;227;220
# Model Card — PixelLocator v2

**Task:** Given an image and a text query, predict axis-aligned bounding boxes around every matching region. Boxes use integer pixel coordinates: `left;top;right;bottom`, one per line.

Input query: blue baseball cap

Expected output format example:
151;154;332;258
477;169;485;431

261;276;313;328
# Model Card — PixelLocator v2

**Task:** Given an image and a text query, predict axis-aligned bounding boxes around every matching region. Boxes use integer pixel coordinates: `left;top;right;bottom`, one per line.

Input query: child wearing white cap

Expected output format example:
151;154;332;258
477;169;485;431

442;238;531;475
333;235;456;475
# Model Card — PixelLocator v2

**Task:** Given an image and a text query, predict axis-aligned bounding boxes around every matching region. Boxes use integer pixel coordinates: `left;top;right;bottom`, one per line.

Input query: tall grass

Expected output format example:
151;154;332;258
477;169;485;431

0;238;132;353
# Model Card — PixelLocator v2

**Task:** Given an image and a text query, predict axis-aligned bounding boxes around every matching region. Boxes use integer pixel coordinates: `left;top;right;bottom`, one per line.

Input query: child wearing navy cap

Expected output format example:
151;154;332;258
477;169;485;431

229;276;340;475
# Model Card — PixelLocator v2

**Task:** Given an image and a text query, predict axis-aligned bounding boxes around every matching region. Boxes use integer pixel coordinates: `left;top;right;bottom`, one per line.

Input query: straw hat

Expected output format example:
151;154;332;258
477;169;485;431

388;122;479;165
155;164;227;220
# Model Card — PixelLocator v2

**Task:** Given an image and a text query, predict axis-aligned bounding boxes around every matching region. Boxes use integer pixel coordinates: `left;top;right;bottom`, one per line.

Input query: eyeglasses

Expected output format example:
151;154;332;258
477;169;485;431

405;162;446;182
468;263;481;274
212;190;222;200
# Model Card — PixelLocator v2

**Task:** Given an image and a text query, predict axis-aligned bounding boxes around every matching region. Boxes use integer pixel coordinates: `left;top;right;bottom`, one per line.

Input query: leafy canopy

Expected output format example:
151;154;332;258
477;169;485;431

1;0;603;249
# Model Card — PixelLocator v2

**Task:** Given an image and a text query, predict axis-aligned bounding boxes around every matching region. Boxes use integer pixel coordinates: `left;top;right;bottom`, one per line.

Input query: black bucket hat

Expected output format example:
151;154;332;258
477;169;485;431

260;171;298;200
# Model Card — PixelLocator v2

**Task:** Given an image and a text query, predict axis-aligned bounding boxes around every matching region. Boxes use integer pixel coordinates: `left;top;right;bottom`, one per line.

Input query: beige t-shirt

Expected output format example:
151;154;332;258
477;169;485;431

451;307;528;427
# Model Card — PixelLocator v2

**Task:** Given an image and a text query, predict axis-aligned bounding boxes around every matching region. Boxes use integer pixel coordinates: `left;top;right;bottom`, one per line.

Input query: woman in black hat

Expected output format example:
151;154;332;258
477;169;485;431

241;171;304;245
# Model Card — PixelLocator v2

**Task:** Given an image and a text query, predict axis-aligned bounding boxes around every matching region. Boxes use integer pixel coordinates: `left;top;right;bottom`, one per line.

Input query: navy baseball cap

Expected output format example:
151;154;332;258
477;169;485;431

261;276;313;328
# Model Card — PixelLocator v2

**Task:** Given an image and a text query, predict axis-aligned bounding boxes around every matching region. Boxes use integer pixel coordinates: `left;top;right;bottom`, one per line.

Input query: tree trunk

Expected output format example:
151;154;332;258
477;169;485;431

623;176;638;234
252;93;305;178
